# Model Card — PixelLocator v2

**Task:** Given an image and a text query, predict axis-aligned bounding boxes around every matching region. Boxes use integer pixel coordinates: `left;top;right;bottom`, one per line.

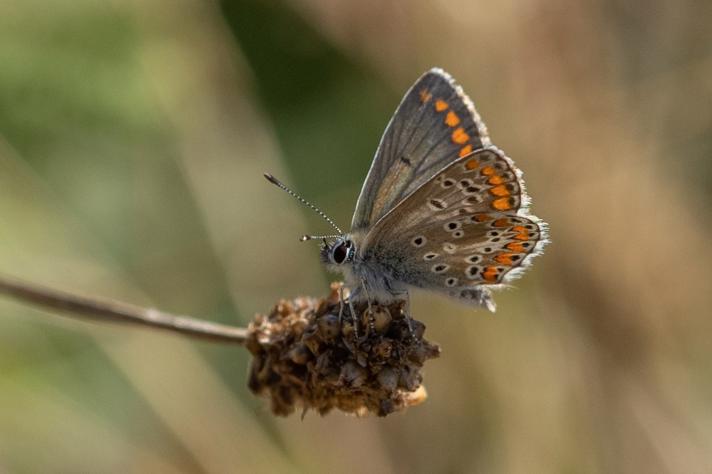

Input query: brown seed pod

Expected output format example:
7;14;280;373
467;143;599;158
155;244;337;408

246;282;441;417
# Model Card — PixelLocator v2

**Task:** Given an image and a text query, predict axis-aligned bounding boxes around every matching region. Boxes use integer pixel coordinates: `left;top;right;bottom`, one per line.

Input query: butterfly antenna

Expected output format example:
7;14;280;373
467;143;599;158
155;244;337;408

263;173;344;237
299;234;341;242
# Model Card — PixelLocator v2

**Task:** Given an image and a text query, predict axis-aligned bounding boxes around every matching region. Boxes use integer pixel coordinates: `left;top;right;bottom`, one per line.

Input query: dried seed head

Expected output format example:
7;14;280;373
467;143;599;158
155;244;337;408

371;306;392;332
377;367;398;392
317;313;341;340
246;282;441;417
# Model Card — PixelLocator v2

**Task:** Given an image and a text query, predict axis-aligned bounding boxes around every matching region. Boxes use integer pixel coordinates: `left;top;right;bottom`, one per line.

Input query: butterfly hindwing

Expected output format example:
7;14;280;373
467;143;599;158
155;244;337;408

389;213;544;287
351;68;490;230
360;148;547;298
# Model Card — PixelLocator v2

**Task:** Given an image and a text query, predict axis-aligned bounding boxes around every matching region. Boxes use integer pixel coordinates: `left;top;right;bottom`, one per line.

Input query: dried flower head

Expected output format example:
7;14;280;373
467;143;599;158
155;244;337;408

246;283;441;417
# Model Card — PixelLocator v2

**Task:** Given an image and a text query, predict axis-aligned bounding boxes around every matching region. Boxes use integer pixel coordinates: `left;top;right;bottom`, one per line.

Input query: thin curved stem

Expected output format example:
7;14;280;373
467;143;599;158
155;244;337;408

0;275;248;344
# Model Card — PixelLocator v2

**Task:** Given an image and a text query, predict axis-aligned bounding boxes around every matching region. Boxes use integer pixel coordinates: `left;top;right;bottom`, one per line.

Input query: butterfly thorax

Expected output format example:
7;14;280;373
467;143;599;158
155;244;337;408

321;232;408;303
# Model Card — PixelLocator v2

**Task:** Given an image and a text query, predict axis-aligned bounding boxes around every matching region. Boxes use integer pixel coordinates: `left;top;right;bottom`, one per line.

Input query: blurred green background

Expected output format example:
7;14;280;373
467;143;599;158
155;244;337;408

1;0;711;472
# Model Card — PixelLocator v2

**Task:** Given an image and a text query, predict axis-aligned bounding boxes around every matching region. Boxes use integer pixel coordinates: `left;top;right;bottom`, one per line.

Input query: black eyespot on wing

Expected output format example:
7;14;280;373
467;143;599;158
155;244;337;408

466;265;480;278
429;199;445;209
433;264;448;273
412;236;426;247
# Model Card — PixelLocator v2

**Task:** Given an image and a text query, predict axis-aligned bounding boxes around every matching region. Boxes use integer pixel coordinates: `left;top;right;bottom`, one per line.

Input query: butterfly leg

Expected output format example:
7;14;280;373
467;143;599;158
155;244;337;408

398;291;416;338
337;285;360;340
385;282;415;338
360;278;376;336
338;286;345;326
360;278;373;313
347;296;359;340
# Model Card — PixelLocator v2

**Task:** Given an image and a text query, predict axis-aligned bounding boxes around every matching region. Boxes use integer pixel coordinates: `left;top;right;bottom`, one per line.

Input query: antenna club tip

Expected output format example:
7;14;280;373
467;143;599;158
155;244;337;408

299;235;310;242
263;173;278;184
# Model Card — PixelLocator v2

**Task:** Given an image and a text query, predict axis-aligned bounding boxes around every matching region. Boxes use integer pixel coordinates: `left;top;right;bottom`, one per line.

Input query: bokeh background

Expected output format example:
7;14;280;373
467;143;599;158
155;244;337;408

1;0;711;472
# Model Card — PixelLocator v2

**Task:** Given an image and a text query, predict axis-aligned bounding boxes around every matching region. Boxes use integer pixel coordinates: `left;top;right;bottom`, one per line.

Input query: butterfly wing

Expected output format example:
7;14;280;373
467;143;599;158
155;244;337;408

351;68;490;230
359;148;548;308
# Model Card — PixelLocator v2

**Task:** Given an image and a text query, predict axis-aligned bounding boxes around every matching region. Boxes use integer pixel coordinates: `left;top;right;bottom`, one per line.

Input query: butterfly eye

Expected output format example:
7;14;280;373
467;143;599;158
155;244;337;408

330;241;353;264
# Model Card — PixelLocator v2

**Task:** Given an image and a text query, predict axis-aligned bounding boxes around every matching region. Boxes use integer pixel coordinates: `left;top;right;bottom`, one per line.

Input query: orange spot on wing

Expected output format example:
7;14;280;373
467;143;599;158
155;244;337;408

481;166;495;176
492;197;511;211
494;253;515;265
489;185;510;197
488;175;504;185
506;242;525;252
483;266;499;282
445;110;460;127
473;213;491;222
419;89;432;103
493;218;510;227
451;127;469;144
511;226;530;240
464;154;478;166
435;99;449;111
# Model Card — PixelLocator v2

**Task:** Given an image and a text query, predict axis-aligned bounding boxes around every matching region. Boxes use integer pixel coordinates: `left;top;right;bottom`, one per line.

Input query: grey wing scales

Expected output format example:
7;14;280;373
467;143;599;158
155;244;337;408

360;148;548;307
350;68;490;231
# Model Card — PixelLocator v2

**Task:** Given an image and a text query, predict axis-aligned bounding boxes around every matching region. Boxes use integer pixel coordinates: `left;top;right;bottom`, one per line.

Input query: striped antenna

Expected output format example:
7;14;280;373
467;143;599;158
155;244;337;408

263;173;344;236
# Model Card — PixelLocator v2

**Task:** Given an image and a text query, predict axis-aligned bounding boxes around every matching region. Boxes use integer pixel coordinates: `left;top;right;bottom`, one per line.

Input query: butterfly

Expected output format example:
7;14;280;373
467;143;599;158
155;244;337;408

266;68;548;313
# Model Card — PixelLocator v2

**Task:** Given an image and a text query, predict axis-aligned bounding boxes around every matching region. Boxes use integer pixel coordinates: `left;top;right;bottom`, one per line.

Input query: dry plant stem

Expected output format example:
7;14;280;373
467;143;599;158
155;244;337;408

0;275;438;416
0;275;248;344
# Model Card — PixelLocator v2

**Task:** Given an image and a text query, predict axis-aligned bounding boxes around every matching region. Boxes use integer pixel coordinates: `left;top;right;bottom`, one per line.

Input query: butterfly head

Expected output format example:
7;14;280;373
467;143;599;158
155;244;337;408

321;237;355;266
263;173;359;268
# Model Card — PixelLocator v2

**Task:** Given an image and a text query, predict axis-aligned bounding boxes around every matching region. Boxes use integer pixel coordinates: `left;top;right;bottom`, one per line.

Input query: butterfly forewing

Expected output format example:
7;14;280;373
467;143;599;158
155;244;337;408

351;68;490;230
360;148;546;299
